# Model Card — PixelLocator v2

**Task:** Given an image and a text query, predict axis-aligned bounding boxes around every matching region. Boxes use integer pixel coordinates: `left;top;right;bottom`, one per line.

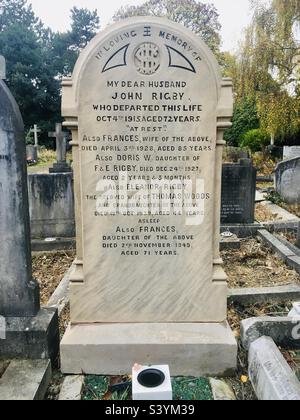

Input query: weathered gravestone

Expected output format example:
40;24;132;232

0;71;59;361
28;173;75;238
27;125;40;163
26;144;38;163
221;159;257;224
0;55;6;80
275;157;300;204
297;222;300;249
49;123;72;173
283;146;300;161
60;17;237;376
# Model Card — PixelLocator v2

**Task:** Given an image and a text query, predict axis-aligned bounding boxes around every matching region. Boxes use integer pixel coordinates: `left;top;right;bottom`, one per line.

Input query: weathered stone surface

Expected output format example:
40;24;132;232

0;308;59;363
61;17;237;375
0;80;40;317
59;375;83;401
257;229;295;261
61;322;237;377
241;317;300;351
0;55;5;79
0;361;9;378
275;157;300;204
289;302;300;317
0;359;51;400
272;234;300;257
228;285;300;306
28;173;75;239
31;238;75;252
63;17;233;324
249;336;300;401
220;235;241;250
49;123;72;174
221;160;257;224
49;162;72;174
0;81;60;363
283;146;300;161
26;145;38;163
47;264;75;315
286;255;300;275
209;378;236;400
297;221;300;248
220;224;261;238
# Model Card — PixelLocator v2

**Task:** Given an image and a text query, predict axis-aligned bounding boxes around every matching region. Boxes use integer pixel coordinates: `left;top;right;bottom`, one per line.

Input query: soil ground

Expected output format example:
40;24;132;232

32;251;75;305
255;203;282;222
222;238;299;289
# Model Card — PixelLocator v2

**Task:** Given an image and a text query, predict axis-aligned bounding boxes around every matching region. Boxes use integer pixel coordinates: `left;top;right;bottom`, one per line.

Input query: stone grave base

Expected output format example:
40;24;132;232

49;162;72;173
60;322;237;377
0;308;59;363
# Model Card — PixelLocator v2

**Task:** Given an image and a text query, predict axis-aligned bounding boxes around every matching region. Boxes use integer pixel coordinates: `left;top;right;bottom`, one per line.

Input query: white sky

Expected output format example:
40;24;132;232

29;0;254;52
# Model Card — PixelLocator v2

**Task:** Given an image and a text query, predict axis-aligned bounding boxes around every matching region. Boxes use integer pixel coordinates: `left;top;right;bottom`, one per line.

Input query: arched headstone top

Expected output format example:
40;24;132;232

0;81;24;132
62;17;231;119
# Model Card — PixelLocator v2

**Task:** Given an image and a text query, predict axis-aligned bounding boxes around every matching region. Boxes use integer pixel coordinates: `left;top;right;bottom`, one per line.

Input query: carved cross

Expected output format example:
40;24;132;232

48;123;68;163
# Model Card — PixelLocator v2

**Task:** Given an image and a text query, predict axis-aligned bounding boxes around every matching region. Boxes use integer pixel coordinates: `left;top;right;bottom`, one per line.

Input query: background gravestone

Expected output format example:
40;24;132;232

26;144;38;163
0;72;59;361
28;124;40;162
275;157;300;204
49;123;72;173
283;146;300;161
0;55;6;79
297;221;300;249
60;17;237;376
221;159;257;224
28;173;75;238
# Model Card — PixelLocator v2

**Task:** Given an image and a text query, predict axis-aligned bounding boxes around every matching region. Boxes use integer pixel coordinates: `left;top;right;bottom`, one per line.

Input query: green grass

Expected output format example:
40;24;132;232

82;376;213;401
172;377;213;400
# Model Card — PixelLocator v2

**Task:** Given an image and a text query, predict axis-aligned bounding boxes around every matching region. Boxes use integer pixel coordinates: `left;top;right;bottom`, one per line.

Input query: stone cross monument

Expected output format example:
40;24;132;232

30;124;41;148
29;124;41;162
49;123;72;173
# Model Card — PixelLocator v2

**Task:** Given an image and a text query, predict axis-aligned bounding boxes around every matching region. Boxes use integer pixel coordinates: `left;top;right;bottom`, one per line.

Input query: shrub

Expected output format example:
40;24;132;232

241;129;270;153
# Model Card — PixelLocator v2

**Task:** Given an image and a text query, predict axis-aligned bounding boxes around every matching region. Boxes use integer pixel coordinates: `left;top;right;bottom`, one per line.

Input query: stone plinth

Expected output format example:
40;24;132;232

61;322;237;377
